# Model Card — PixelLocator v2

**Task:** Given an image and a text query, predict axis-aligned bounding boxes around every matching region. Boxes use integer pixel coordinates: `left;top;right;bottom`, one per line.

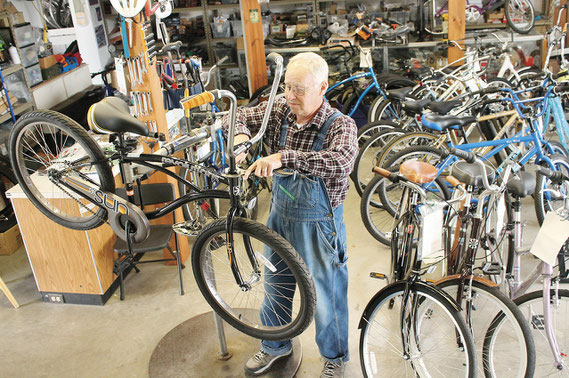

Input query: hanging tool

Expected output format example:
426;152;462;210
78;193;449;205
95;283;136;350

120;16;130;58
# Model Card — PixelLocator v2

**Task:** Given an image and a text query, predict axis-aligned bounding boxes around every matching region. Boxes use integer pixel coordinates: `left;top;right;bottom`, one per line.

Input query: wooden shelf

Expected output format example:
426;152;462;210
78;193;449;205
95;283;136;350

2;64;23;76
0;102;32;124
173;7;204;13
270;0;313;4
206;3;240;10
466;19;549;31
211;37;238;43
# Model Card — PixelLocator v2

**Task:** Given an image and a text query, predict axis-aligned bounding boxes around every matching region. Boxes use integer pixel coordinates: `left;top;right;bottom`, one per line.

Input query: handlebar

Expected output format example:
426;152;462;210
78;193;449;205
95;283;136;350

203;56;229;87
537;166;569;184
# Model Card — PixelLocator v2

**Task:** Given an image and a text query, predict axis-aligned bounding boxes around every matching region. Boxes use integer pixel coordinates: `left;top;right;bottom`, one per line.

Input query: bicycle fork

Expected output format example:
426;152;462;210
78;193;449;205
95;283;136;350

542;265;564;369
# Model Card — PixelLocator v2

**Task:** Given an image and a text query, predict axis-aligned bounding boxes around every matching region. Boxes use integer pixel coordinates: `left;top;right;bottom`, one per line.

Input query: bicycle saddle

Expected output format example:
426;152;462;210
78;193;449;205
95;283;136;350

451;161;495;188
401;98;431;115
88;97;150;136
506;171;536;198
421;114;476;132
385;87;413;102
427;100;462;115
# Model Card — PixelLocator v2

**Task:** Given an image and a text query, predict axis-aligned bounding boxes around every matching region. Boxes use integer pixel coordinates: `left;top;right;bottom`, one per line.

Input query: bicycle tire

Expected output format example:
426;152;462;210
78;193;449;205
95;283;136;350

367;98;407;124
191;217;316;340
437;278;535;377
356;120;399;148
359;281;477;377
514;289;569;377
351;128;406;197
505;0;535;34
9;110;114;230
0;155;17;231
535;154;569;225
375;131;441;171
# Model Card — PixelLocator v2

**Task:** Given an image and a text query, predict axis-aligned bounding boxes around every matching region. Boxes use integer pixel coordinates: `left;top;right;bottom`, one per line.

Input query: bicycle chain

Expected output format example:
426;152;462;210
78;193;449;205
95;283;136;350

49;172;111;227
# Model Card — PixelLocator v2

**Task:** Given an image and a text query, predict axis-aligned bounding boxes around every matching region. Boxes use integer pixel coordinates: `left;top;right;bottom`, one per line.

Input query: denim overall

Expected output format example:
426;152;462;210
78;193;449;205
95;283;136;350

260;110;349;364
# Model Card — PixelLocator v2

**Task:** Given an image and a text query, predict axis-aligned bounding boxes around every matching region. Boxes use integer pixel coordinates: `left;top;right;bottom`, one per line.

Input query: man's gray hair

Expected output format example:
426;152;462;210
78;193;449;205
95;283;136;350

287;52;329;85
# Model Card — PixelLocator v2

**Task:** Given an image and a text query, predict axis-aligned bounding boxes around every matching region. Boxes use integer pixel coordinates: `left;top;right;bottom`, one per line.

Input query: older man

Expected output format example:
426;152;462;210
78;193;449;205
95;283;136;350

225;52;357;377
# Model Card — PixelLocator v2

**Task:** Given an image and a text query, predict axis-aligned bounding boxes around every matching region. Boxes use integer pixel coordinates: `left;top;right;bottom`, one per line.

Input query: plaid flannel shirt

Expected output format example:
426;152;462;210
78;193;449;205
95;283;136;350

223;97;358;208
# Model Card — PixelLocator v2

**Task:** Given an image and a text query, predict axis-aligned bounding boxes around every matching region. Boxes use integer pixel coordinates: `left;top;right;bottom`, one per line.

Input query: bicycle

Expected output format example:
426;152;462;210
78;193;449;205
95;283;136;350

8;53;317;341
358;160;477;377
425;0;535;35
496;167;569;376
438;150;536;377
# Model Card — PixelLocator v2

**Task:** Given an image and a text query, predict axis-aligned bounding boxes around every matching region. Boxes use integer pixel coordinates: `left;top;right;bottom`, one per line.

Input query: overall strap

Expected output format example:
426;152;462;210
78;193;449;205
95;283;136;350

312;111;343;152
279;109;291;149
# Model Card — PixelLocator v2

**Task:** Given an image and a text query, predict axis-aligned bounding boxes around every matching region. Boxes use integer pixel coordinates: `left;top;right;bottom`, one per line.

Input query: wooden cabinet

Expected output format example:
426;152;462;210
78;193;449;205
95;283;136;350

7;183;119;305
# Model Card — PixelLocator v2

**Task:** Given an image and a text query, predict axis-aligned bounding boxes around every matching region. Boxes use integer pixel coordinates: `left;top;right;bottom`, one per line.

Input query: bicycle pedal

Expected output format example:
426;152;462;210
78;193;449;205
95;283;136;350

481;262;502;275
172;220;205;237
370;272;388;280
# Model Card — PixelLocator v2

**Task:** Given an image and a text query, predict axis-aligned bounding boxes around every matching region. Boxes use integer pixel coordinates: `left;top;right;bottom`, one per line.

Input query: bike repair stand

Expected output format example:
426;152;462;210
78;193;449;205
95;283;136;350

148;312;302;377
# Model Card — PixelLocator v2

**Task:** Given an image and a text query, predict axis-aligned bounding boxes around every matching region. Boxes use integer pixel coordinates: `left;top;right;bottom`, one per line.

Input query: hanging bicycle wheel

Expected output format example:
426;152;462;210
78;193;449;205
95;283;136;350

192;217;316;340
9;110;114;230
359;282;476;377
505;0;535;34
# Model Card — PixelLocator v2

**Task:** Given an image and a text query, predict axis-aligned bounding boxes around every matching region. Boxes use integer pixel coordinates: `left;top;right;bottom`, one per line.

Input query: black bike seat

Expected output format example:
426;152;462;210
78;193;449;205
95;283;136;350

88;97;149;136
507;171;536;198
422;114;476;132
385;87;413;102
401;98;431;115
427;100;462;115
451;160;495;188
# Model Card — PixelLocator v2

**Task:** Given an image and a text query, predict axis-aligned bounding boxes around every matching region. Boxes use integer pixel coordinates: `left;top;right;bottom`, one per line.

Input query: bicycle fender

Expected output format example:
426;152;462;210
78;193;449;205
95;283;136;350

433;274;498;288
357;280;462;329
59;175;150;243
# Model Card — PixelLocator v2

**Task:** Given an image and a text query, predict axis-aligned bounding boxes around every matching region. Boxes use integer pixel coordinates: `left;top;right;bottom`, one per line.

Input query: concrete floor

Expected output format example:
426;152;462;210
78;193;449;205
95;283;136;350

0;184;393;378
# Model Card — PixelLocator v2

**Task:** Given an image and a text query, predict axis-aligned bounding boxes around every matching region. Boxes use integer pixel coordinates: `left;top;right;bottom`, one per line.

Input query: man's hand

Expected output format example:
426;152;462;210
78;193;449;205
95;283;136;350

245;153;283;180
234;134;250;164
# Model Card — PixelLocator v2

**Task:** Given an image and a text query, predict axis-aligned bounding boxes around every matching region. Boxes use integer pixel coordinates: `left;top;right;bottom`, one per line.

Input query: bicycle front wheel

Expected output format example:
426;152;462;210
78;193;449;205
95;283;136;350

191;217;316;340
437;279;535;378
9;110;114;230
515;289;569;377
359;282;476;377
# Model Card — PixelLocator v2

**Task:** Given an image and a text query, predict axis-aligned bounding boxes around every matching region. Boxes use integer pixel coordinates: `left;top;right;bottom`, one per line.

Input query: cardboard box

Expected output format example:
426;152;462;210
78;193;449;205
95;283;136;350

0;225;23;255
39;55;56;69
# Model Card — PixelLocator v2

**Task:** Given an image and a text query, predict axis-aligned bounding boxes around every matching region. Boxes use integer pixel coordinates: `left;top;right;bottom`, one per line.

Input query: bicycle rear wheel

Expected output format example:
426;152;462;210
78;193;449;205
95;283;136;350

437;279;535;378
191;217;316;340
9;110;114;230
515;289;569;377
359;282;476;377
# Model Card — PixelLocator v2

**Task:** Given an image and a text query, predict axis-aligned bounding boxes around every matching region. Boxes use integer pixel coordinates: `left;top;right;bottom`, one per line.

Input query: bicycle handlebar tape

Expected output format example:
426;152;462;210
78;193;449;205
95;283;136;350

266;52;283;64
181;92;216;111
449;147;476;164
446;175;462;188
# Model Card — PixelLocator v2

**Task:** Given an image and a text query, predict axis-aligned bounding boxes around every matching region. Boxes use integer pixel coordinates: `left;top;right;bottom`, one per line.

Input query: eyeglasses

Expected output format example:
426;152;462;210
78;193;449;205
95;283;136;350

284;83;312;96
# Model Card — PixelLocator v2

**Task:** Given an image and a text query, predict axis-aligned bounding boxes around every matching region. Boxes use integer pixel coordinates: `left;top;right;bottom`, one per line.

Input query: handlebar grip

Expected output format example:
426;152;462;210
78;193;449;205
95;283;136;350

445;175;462;188
372;166;401;183
160;41;183;53
266;52;283;64
180;92;216;111
480;87;502;96
537;166;569;184
449;148;476;163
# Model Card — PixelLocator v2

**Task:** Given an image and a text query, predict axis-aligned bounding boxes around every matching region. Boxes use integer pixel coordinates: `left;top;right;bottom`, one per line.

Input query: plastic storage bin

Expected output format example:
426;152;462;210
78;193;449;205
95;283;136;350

210;21;231;38
19;44;39;68
13;23;35;47
231;20;242;37
213;43;235;63
4;70;32;102
25;63;42;87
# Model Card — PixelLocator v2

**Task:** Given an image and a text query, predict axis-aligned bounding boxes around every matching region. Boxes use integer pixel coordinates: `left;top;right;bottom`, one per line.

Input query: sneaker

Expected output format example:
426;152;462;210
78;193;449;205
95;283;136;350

244;348;292;375
320;360;346;378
